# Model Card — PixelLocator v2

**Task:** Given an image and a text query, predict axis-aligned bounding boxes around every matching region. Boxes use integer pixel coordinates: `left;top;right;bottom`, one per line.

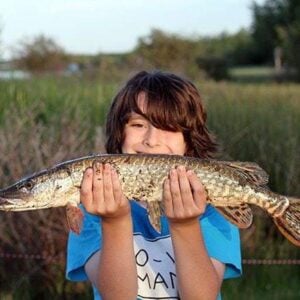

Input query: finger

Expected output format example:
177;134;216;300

103;163;115;208
80;168;94;210
177;166;194;207
187;170;207;210
92;162;104;205
111;167;126;205
169;168;184;215
163;178;173;215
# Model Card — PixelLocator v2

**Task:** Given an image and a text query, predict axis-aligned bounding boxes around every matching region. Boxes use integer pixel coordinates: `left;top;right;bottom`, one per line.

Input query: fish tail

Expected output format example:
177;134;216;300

273;197;300;247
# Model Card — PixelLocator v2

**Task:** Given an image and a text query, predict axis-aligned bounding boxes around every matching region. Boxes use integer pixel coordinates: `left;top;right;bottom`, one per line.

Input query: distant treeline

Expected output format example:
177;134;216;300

4;0;300;81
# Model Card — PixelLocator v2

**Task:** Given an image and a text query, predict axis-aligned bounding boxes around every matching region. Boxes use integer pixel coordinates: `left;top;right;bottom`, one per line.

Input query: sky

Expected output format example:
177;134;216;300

0;0;265;59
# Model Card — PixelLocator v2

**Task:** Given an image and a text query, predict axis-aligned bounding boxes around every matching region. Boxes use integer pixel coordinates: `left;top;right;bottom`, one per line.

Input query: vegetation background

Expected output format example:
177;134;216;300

0;0;299;299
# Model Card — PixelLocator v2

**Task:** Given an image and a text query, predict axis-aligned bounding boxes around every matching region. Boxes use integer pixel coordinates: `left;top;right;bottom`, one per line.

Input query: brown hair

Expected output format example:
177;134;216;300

105;70;218;158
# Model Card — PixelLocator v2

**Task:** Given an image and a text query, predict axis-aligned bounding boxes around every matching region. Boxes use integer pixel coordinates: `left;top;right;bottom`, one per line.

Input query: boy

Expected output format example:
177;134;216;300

66;70;241;299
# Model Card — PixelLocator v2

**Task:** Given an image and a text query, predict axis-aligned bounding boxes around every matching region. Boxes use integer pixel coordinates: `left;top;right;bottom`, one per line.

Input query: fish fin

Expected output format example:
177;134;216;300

273;197;300;247
147;201;163;233
224;161;269;186
66;203;84;234
215;204;253;228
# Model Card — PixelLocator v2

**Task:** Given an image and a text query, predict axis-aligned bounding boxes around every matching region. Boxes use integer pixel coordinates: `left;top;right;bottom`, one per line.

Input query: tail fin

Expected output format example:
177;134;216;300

273;197;300;247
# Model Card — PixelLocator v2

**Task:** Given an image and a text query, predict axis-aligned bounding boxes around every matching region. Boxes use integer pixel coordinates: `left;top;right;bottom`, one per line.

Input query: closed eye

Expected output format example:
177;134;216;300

130;123;145;127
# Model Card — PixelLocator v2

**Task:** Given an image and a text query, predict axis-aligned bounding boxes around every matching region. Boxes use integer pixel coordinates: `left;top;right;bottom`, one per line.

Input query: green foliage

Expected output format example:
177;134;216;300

134;29;202;78
195;30;255;66
251;0;284;63
251;0;300;79
133;28;256;80
222;264;300;299
0;23;2;59
0;77;299;298
196;56;229;81
14;35;69;72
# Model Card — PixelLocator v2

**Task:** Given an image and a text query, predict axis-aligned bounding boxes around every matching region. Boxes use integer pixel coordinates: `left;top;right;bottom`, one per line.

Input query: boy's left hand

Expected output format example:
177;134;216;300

163;166;207;225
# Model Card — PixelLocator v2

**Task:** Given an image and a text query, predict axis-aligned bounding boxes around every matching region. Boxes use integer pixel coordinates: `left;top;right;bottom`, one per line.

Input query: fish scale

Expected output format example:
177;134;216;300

0;153;299;247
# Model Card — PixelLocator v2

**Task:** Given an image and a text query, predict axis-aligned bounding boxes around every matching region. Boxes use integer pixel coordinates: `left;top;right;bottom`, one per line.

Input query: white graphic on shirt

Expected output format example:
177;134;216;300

134;234;179;299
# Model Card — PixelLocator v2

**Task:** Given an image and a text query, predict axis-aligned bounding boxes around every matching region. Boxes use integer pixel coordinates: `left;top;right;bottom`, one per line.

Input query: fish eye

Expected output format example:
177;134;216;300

23;180;34;190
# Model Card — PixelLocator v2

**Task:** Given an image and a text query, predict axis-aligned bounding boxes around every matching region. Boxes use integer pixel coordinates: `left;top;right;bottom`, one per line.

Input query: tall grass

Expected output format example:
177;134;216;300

0;76;299;298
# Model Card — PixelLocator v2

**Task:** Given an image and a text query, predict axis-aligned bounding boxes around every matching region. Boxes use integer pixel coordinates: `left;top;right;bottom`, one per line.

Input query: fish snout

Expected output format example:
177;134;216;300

0;185;32;208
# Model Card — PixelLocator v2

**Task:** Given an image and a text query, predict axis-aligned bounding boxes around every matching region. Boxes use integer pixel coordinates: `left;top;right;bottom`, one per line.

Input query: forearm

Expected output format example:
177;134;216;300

170;219;221;300
98;215;138;299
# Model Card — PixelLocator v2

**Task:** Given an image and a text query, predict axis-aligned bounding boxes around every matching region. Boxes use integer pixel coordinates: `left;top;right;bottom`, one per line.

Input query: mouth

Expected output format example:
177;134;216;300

135;151;172;155
0;188;31;209
0;196;27;209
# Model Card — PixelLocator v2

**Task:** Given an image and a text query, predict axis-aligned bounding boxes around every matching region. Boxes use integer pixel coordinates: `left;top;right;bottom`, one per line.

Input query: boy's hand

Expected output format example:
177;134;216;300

163;166;207;226
80;162;130;222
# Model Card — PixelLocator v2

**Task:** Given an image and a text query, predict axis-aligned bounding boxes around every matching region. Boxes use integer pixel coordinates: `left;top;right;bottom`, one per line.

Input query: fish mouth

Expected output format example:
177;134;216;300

0;195;46;211
0;189;30;200
0;196;23;205
0;188;32;209
0;197;28;211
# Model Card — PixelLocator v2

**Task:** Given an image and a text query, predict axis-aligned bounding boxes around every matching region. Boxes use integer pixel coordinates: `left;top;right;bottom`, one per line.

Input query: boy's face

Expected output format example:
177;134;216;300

121;93;186;155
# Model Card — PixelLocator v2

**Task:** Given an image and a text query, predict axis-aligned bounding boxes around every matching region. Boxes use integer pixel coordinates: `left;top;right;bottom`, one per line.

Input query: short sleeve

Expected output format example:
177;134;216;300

200;205;242;279
66;206;102;281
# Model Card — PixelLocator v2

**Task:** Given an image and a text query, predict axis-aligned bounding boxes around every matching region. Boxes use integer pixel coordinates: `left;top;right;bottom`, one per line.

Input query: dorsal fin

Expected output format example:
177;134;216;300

216;204;253;229
223;161;269;186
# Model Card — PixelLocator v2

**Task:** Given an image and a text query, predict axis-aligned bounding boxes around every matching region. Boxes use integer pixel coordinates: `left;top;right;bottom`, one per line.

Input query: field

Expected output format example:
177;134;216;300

0;75;299;299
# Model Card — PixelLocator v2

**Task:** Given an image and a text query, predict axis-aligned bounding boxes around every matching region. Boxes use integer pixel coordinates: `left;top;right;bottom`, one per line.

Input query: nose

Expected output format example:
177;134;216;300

143;125;162;147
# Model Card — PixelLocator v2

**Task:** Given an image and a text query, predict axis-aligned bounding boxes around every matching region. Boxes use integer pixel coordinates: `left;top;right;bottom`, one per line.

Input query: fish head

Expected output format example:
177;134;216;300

0;175;44;210
0;167;76;211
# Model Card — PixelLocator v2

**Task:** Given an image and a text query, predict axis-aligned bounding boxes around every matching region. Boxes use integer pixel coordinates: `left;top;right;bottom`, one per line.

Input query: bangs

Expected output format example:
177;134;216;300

122;74;192;132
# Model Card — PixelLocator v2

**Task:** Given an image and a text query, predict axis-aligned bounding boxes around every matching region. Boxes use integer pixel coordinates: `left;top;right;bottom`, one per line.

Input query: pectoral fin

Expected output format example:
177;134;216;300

66;203;84;234
216;204;253;228
147;201;164;233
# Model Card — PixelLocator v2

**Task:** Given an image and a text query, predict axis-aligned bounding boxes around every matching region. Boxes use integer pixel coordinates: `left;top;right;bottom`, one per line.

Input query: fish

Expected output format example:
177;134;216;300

0;153;299;247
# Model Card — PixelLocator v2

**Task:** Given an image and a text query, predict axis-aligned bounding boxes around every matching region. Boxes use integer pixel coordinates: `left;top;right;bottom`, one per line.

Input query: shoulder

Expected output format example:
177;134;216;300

66;206;102;281
200;205;242;279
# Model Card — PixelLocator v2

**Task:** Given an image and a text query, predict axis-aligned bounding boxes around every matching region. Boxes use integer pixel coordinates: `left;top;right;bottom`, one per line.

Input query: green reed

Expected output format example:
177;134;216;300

0;76;299;298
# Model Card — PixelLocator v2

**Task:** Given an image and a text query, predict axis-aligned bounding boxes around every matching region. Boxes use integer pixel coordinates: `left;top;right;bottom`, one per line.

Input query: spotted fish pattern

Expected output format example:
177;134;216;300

0;154;299;247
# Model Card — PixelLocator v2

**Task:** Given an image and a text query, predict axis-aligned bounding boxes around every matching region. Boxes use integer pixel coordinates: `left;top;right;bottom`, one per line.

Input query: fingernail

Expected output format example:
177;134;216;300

187;170;194;176
111;168;117;176
178;166;185;172
86;168;93;176
96;162;102;169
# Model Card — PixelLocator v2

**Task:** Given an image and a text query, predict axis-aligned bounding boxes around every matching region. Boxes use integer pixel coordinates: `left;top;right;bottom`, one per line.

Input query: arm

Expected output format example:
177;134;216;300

164;166;225;300
81;163;138;299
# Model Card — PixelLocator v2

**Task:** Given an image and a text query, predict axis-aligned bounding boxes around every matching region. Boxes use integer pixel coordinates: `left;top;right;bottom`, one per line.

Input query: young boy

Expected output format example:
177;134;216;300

66;70;241;299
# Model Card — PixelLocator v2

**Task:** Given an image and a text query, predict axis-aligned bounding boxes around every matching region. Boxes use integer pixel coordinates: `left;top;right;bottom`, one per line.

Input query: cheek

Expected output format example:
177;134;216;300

121;131;130;151
121;127;137;152
168;132;187;155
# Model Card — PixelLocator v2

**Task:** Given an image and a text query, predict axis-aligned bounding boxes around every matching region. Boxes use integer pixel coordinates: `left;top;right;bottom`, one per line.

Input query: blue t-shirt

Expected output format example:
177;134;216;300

66;201;242;299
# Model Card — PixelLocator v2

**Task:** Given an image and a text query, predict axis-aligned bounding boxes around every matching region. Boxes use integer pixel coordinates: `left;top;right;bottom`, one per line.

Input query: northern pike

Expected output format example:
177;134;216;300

0;154;299;246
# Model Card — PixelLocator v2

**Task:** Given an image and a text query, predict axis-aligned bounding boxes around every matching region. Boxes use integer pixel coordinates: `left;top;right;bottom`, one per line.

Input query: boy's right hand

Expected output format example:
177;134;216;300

80;162;131;222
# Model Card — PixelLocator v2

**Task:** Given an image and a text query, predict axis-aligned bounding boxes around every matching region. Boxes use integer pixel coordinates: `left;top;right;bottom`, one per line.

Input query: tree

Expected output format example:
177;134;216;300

251;0;285;64
276;0;300;79
14;35;68;72
133;29;201;78
0;22;3;59
251;0;300;79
